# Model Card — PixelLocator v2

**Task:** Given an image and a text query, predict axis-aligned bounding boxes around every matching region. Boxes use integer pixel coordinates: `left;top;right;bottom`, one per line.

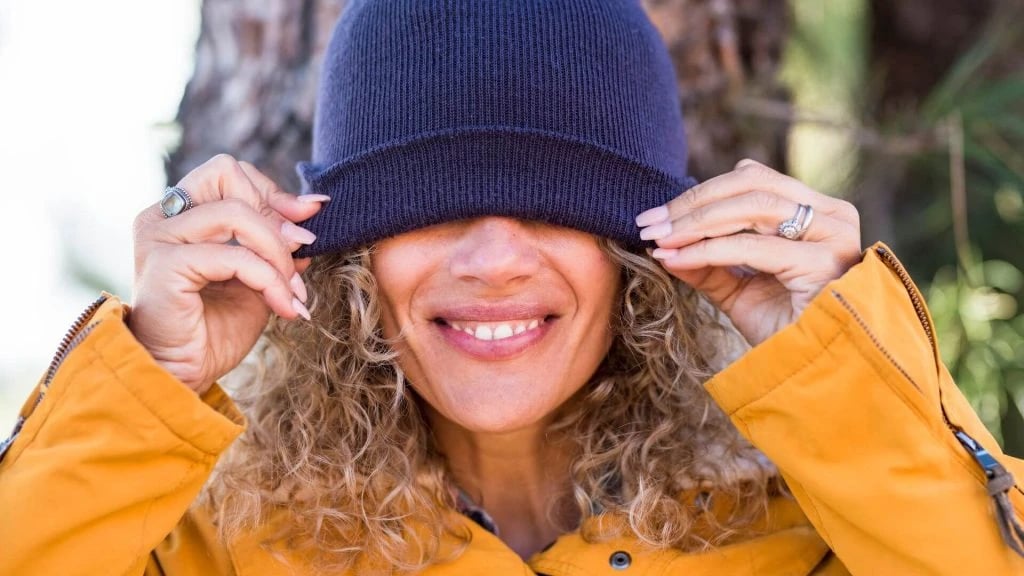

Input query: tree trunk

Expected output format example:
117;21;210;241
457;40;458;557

167;0;790;188
166;0;348;190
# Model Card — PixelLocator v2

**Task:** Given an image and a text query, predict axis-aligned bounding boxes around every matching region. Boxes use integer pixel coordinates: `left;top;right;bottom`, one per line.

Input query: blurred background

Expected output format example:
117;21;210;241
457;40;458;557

1;0;1022;453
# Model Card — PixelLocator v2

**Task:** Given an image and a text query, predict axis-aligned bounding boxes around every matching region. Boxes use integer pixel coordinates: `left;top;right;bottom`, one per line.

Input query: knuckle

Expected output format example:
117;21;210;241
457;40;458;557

132;210;152;240
145;244;174;269
210;153;238;170
735;158;760;170
689;204;708;224
233;245;278;279
836;199;860;225
736;233;760;251
222;196;252;217
753;190;779;211
742;162;777;184
680;187;701;209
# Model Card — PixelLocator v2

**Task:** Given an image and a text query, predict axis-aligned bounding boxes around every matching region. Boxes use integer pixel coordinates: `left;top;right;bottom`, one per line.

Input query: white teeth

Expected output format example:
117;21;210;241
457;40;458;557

445;317;547;341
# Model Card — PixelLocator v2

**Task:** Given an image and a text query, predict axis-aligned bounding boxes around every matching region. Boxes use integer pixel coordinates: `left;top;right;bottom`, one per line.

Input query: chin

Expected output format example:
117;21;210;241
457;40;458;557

421;375;574;433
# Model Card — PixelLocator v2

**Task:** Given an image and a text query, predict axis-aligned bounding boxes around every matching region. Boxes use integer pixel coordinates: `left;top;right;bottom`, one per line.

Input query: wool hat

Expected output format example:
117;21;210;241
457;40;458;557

293;0;697;258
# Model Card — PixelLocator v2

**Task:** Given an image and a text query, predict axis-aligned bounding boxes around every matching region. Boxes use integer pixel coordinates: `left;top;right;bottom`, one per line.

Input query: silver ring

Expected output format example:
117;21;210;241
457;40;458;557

160;186;194;218
777;203;814;240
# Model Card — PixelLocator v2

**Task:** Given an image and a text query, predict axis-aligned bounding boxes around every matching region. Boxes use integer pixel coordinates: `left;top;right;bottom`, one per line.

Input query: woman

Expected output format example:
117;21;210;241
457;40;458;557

2;0;1022;574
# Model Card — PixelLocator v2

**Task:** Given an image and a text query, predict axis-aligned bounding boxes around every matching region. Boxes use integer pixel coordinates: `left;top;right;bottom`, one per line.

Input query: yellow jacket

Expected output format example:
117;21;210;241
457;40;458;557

2;242;1023;575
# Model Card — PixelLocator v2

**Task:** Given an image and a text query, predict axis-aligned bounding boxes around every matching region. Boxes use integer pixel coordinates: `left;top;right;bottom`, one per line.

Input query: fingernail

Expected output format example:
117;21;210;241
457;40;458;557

635;205;669;227
297;194;332;203
639;221;672;241
729;265;759;278
290;272;308;303
651;248;678;260
292;297;311;321
281;221;317;245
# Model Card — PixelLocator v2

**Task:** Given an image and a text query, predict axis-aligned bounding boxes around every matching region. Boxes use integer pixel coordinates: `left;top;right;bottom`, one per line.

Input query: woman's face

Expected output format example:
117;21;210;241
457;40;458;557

372;217;620;433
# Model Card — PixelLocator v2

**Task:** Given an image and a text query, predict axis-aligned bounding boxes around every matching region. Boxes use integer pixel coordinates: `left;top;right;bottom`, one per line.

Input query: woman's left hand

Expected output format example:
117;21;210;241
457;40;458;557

635;159;863;347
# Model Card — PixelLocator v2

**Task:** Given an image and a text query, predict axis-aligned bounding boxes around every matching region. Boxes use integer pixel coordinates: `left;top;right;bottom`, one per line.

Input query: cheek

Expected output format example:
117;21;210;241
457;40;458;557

371;245;431;337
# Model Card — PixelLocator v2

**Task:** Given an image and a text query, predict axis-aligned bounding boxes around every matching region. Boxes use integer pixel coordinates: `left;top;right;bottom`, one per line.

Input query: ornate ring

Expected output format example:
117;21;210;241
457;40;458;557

160;186;194;218
777;203;814;240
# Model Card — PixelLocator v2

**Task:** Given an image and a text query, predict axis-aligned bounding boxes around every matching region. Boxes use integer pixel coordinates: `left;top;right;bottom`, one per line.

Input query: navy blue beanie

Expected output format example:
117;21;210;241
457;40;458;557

294;0;697;258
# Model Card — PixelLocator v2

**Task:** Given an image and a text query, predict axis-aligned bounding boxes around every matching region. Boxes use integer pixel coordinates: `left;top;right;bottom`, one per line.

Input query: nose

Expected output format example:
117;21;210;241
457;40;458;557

449;217;541;288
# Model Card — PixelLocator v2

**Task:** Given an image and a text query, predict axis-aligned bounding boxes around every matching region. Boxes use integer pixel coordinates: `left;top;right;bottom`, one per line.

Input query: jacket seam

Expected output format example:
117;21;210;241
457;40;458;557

740;299;1024;558
530;558;589;576
817;301;937;427
817;299;1004;484
86;343;217;576
93;333;232;458
722;321;845;416
126;459;203;576
0;341;96;468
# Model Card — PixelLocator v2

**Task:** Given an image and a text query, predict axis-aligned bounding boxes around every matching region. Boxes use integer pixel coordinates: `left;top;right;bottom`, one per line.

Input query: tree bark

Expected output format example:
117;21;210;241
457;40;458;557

167;0;790;188
166;0;347;190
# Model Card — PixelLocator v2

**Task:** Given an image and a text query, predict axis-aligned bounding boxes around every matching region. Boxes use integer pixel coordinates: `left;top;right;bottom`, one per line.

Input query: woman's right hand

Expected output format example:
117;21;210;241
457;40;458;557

128;154;329;395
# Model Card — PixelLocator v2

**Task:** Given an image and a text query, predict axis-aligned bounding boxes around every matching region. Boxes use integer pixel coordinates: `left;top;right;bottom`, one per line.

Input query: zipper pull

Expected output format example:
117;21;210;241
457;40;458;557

954;428;1004;480
953;427;1024;557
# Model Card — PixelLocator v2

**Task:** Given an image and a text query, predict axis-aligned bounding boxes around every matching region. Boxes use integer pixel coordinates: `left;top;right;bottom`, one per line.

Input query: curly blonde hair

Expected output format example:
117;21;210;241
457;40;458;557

206;238;774;573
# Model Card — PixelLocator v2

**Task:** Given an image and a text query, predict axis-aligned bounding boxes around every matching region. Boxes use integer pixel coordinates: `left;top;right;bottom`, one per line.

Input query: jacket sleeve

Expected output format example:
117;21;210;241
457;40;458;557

704;241;1024;575
0;293;245;576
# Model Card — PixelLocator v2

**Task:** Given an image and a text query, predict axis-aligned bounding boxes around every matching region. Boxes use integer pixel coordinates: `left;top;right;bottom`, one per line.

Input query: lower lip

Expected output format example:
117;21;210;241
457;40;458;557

435;319;556;360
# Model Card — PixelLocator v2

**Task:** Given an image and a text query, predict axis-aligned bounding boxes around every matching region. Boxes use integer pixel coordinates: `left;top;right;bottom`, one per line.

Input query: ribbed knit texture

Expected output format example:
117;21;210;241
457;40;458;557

294;0;697;258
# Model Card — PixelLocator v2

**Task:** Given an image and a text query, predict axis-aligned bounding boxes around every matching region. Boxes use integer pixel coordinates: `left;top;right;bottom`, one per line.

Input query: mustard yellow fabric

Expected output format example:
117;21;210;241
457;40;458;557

2;242;1022;575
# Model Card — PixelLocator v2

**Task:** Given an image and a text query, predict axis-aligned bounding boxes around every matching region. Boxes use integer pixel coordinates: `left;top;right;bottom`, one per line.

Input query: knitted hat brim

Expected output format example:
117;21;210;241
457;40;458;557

293;127;698;258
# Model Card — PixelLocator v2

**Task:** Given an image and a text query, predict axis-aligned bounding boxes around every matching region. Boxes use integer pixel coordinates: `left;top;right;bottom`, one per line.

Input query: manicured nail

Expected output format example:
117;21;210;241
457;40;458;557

281;221;317;245
297;194;332;203
290;272;308;303
292;297;311;321
729;265;759;278
651;248;678;260
639;221;672;241
635;205;669;227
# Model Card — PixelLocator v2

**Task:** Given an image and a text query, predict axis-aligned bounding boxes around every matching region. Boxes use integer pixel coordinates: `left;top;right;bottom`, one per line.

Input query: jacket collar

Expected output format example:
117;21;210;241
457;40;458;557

225;492;828;576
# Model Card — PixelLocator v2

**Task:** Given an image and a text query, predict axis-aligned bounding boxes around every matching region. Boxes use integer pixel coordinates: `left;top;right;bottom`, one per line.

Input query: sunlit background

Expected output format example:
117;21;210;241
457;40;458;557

0;0;199;425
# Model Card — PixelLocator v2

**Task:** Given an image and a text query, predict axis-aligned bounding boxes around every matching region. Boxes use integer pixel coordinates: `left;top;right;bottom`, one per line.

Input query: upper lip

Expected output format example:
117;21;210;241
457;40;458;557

430;303;557;323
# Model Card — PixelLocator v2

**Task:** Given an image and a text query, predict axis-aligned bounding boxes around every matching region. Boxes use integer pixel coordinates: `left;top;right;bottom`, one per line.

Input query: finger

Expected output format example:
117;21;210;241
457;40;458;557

652;233;847;283
155;243;307;320
236;160;329;222
136;154;261;225
139;154;328;228
640;191;854;248
636;159;854;227
150;198;309;290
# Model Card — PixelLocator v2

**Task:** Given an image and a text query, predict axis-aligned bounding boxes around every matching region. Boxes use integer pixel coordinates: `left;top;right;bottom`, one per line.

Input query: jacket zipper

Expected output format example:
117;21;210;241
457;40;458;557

834;246;1024;554
41;293;110;391
0;294;109;463
831;290;922;394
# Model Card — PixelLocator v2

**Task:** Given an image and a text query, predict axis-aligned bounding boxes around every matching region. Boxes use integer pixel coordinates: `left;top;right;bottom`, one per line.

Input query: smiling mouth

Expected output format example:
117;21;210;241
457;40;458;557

434;316;555;341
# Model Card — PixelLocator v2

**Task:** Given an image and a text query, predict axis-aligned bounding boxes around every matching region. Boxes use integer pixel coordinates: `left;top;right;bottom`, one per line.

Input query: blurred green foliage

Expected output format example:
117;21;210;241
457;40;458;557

785;0;1024;453
902;9;1024;453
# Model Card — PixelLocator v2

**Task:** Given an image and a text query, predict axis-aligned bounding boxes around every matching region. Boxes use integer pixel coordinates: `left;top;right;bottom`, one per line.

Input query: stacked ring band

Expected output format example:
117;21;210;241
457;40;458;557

777;204;814;240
